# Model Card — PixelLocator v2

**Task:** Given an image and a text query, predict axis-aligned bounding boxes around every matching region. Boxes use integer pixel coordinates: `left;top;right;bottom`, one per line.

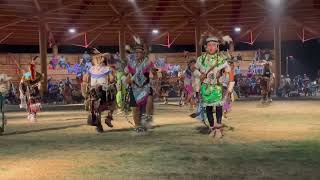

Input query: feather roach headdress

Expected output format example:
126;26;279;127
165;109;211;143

199;31;233;47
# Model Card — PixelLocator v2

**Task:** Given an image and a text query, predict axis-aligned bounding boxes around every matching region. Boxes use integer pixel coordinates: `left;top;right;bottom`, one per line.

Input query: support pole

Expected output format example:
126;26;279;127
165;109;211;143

119;20;126;63
286;58;289;75
52;44;58;57
229;42;235;52
39;20;48;96
274;23;281;89
195;19;201;57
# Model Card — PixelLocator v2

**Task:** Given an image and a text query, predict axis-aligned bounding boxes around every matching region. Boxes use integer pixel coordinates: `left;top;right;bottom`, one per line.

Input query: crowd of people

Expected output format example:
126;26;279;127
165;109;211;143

0;76;83;106
47;77;83;104
277;74;319;97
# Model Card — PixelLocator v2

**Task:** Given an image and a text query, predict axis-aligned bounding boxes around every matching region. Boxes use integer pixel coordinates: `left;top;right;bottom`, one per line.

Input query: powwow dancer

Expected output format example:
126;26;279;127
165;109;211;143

178;70;185;106
260;61;273;103
160;71;170;104
82;50;117;133
222;61;235;119
0;74;12;133
195;34;233;138
115;70;126;112
125;42;155;135
191;59;201;103
182;61;195;109
0;74;11;99
19;57;43;122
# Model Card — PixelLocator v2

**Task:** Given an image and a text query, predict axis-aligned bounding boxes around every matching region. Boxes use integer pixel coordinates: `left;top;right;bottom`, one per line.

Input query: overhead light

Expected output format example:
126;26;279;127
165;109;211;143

152;29;159;34
268;0;281;7
128;0;135;2
234;27;241;32
68;28;76;34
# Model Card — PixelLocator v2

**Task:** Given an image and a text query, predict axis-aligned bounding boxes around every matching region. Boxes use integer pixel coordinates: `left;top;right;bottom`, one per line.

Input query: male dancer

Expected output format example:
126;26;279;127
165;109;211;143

260;62;272;103
196;35;233;138
125;44;155;135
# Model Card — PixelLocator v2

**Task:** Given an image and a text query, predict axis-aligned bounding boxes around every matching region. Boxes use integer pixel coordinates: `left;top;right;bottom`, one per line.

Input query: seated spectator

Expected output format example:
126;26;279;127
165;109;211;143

236;53;242;61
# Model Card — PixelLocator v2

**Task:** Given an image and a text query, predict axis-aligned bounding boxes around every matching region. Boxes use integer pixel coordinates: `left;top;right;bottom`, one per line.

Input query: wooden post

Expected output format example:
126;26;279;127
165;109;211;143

119;20;126;62
229;42;235;52
195;18;201;57
39;20;48;96
274;23;281;89
52;44;58;57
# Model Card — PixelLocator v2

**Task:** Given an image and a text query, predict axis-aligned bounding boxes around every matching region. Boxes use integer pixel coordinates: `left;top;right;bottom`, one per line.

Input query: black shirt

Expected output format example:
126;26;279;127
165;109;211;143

263;68;271;78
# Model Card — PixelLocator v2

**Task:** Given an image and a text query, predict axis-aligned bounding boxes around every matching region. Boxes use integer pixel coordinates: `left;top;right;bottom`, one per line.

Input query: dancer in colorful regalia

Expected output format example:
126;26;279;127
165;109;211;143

19;57;43;122
0;74;11;98
195;35;234;138
125;43;155;135
191;59;201;104
115;70;126;111
182;60;196;109
221;61;235;119
0;74;12;132
260;61;273;103
82;51;117;133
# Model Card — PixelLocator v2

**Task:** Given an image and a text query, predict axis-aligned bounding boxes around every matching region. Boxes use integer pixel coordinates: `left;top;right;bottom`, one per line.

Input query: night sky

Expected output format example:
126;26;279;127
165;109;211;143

236;40;320;79
282;40;320;79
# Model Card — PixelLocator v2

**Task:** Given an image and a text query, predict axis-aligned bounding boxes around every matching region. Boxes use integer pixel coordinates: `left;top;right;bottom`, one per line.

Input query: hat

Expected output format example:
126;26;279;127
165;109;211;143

188;58;196;64
132;35;145;51
206;36;219;44
133;44;144;51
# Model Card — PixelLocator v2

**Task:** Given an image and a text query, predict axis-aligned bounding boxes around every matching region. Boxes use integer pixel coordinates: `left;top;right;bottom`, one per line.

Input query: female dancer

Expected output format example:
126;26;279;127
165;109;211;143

82;51;117;133
19;57;42;122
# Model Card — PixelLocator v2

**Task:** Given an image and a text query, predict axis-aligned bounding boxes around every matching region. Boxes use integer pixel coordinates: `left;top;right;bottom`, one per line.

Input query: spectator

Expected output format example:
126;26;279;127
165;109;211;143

239;77;250;98
285;75;291;85
235;65;241;76
284;75;291;97
236;53;242;61
317;68;320;86
264;49;272;61
235;65;241;86
247;69;253;78
58;56;67;69
303;74;310;83
64;77;73;89
253;49;261;62
250;77;257;94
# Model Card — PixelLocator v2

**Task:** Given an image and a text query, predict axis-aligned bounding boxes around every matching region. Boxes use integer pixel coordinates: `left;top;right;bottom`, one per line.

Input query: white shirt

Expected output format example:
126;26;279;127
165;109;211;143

89;66;112;88
235;67;241;75
285;78;291;84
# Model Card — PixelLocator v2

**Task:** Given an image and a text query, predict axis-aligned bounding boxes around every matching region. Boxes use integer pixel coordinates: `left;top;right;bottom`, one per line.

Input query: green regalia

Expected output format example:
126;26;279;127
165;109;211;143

116;71;126;109
197;53;228;106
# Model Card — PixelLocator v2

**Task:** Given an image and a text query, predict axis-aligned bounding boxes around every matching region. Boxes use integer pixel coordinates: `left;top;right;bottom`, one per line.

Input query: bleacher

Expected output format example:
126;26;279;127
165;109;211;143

0;50;274;86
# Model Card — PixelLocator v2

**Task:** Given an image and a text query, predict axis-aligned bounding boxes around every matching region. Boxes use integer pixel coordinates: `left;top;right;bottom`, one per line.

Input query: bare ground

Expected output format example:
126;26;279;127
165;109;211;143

0;100;320;180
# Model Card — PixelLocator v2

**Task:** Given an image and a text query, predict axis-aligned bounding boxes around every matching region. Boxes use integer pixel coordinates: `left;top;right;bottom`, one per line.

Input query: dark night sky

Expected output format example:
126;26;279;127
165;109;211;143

1;39;320;79
235;40;320;79
282;40;320;79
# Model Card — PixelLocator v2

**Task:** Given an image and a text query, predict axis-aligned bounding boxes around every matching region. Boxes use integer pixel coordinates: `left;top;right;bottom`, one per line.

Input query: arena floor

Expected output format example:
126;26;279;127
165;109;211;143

0;100;320;180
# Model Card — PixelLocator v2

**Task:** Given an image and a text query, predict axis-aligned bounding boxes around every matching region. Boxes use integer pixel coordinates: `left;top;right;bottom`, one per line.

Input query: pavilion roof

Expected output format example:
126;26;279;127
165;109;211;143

0;0;319;46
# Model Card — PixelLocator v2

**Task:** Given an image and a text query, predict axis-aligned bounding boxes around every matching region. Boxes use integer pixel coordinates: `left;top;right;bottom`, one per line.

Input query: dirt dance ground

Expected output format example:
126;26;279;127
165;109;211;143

0;100;320;180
